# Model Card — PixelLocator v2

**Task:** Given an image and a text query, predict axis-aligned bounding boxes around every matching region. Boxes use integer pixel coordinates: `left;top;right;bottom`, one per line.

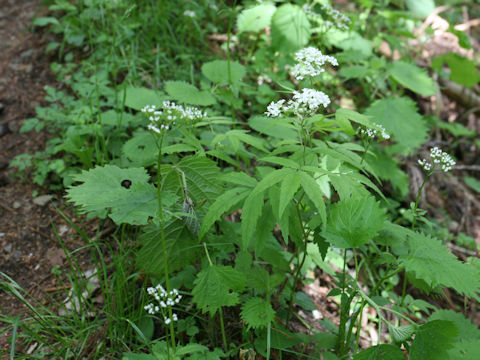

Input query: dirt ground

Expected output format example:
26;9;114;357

0;0;96;352
0;0;479;356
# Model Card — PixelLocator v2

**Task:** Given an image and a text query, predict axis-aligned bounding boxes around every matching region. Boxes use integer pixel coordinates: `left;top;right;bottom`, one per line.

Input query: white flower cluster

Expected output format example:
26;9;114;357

141;101;206;134
418;147;456;172
290;47;338;81
144;284;182;324
359;123;390;140
302;4;351;31
265;88;331;117
183;10;196;18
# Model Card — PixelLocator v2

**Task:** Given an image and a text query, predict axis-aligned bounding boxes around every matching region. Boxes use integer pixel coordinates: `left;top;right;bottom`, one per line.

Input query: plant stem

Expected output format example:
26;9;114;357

156;134;176;351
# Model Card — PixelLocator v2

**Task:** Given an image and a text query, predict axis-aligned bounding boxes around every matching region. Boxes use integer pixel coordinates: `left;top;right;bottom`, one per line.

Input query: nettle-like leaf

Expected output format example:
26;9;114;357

66;165;173;225
400;232;480;298
410;320;458;360
353;344;406;360
136;219;197;274
192;265;246;316
323;195;387;248
240;297;275;330
271;3;311;52
237;2;276;33
366;97;428;154
389;61;436;96
429;309;480;342
164;80;216;106
201;60;246;86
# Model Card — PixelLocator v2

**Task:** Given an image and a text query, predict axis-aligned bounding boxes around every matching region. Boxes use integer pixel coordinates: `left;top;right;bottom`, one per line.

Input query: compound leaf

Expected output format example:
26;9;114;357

192;265;246;316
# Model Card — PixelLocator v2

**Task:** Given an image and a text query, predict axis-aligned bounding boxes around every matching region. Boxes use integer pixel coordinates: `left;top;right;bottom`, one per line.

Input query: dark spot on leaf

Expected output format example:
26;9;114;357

138;145;145;150
121;179;132;189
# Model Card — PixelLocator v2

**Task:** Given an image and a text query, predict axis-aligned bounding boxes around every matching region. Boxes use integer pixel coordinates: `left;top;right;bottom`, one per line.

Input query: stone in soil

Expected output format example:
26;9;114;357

32;194;53;207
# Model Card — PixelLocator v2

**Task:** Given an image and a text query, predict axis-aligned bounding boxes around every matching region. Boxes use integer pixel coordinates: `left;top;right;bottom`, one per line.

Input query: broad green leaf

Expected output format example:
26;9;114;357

400;232;480;297
220;172;257;188
432;53;480;88
241;297;275;329
410;320;458;360
389;61;436;96
241;190;265;251
278;171;301;219
123;86;165;110
66;165;168;225
192;265;246;316
339;65;369;80
449;340;480;360
353;344;406;360
299;172;327;228
248;116;298;140
366;97;428;154
406;0;435;18
237;3;276;33
161;155;221;206
271;4;311;52
429;310;480;341
32;17;60;26
122;131;157;166
199;187;250;239
201;60;246;86
136;220;197;274
164;81;216;106
323;195;387;248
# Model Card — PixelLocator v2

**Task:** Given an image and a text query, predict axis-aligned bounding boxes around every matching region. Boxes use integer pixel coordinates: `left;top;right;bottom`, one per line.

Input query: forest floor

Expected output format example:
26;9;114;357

0;0;479;357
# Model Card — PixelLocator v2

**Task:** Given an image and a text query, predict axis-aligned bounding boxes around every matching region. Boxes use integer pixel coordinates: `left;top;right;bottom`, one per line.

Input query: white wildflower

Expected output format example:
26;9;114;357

359;123;390;141
265;89;331;118
144;285;182;324
418;147;456;173
290;47;338;81
183;10;196;18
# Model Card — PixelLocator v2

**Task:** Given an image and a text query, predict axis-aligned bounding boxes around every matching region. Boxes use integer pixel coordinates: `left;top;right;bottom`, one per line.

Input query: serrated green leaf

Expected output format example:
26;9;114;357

278;171;301;219
400;232;480;297
353;344;406;360
164;81;216;106
201;60;246;86
136;219;197;274
241;297;275;329
237;3;276;33
271;4;311;52
410;320;458;360
449;340;480;360
199;187;250;240
66;165;167;225
323;195;387;248
192;265;246;316
429;310;480;341
389;61;436;96
388;323;416;343
123;86;165;110
366;97;428;154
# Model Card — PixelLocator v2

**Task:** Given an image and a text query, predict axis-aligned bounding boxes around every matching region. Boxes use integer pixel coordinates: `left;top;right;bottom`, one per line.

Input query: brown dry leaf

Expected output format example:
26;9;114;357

45;247;65;267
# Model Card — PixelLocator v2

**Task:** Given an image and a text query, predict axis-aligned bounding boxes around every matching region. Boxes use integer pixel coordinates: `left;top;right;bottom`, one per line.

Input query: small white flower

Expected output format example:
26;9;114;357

418;147;455;173
183;10;196;18
359;123;390;141
290;47;338;81
265;89;331;118
165;318;171;325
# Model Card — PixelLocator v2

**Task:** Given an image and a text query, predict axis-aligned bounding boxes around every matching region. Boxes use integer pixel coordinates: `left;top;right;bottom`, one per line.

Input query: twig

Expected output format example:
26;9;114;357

454;165;480;171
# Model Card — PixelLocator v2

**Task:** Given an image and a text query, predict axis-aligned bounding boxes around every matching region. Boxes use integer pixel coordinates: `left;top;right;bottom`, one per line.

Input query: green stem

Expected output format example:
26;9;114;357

156;134;176;351
360;140;371;166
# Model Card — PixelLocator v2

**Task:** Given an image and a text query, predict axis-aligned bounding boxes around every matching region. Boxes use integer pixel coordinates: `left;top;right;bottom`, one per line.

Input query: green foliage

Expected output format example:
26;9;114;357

164;81;216;106
400;232;480;297
66;165;171;225
240;297;275;329
464;176;480;194
201;60;246;86
432;53;480;88
237;3;276;33
405;0;436;18
192;265;246;316
353;344;405;360
366;97;427;153
410;320;458;360
323;195;386;248
389;61;436;96
124;87;166;111
271;4;310;52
